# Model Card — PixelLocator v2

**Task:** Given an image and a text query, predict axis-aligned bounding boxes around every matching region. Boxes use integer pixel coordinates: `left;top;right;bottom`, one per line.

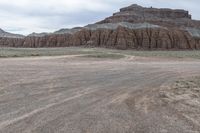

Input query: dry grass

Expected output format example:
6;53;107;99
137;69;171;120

159;77;200;128
1;47;200;59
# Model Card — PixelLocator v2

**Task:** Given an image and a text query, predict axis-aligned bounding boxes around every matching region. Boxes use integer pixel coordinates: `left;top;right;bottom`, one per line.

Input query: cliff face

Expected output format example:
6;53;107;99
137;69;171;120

98;4;200;28
1;4;200;50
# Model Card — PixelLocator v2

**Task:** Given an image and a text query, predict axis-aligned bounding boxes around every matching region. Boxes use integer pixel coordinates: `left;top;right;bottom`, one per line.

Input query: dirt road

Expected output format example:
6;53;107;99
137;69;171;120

0;56;200;133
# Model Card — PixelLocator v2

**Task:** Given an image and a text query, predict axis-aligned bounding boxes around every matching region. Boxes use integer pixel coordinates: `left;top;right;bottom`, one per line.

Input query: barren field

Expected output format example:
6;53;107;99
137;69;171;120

0;48;200;133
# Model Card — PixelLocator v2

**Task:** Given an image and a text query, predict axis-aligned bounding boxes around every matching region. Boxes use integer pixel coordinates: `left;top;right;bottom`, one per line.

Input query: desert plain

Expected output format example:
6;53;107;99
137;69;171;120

0;47;200;133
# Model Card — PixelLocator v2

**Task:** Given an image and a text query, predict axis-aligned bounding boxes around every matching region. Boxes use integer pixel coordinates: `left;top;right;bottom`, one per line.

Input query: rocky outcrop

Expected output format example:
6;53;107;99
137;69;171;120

0;29;25;47
0;4;200;50
97;4;199;28
0;37;24;47
54;27;82;35
64;25;199;50
0;29;24;39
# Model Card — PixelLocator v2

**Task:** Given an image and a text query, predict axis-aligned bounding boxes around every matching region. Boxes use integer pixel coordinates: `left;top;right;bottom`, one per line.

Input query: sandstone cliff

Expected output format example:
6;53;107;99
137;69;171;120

0;4;200;50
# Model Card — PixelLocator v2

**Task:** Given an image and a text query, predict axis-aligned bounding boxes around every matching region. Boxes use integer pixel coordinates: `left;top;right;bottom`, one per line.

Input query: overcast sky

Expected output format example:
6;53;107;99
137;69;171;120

0;0;199;35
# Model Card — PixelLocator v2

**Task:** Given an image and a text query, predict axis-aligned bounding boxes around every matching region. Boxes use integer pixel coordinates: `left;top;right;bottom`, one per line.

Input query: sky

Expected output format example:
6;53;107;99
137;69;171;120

0;0;199;35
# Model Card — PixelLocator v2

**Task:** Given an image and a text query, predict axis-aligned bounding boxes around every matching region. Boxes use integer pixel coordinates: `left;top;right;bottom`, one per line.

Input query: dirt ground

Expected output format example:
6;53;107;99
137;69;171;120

0;55;200;133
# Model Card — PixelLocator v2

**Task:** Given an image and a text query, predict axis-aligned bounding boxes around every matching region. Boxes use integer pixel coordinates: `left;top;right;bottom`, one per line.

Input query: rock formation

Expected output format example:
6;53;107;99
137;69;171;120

98;4;196;27
1;4;200;50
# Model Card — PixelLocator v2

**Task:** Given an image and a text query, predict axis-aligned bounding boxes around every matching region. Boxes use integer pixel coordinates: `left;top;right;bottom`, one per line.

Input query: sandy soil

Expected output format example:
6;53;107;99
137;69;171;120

0;55;200;133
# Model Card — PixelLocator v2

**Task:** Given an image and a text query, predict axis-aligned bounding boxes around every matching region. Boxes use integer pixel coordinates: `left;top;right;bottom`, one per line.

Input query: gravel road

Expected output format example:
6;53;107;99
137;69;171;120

0;56;200;133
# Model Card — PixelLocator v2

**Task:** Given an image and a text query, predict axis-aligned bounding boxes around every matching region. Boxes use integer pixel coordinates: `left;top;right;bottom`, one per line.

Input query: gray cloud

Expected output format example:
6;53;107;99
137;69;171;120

0;0;199;35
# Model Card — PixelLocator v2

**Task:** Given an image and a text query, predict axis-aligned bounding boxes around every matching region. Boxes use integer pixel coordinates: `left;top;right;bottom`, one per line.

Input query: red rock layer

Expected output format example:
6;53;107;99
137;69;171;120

1;27;199;50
